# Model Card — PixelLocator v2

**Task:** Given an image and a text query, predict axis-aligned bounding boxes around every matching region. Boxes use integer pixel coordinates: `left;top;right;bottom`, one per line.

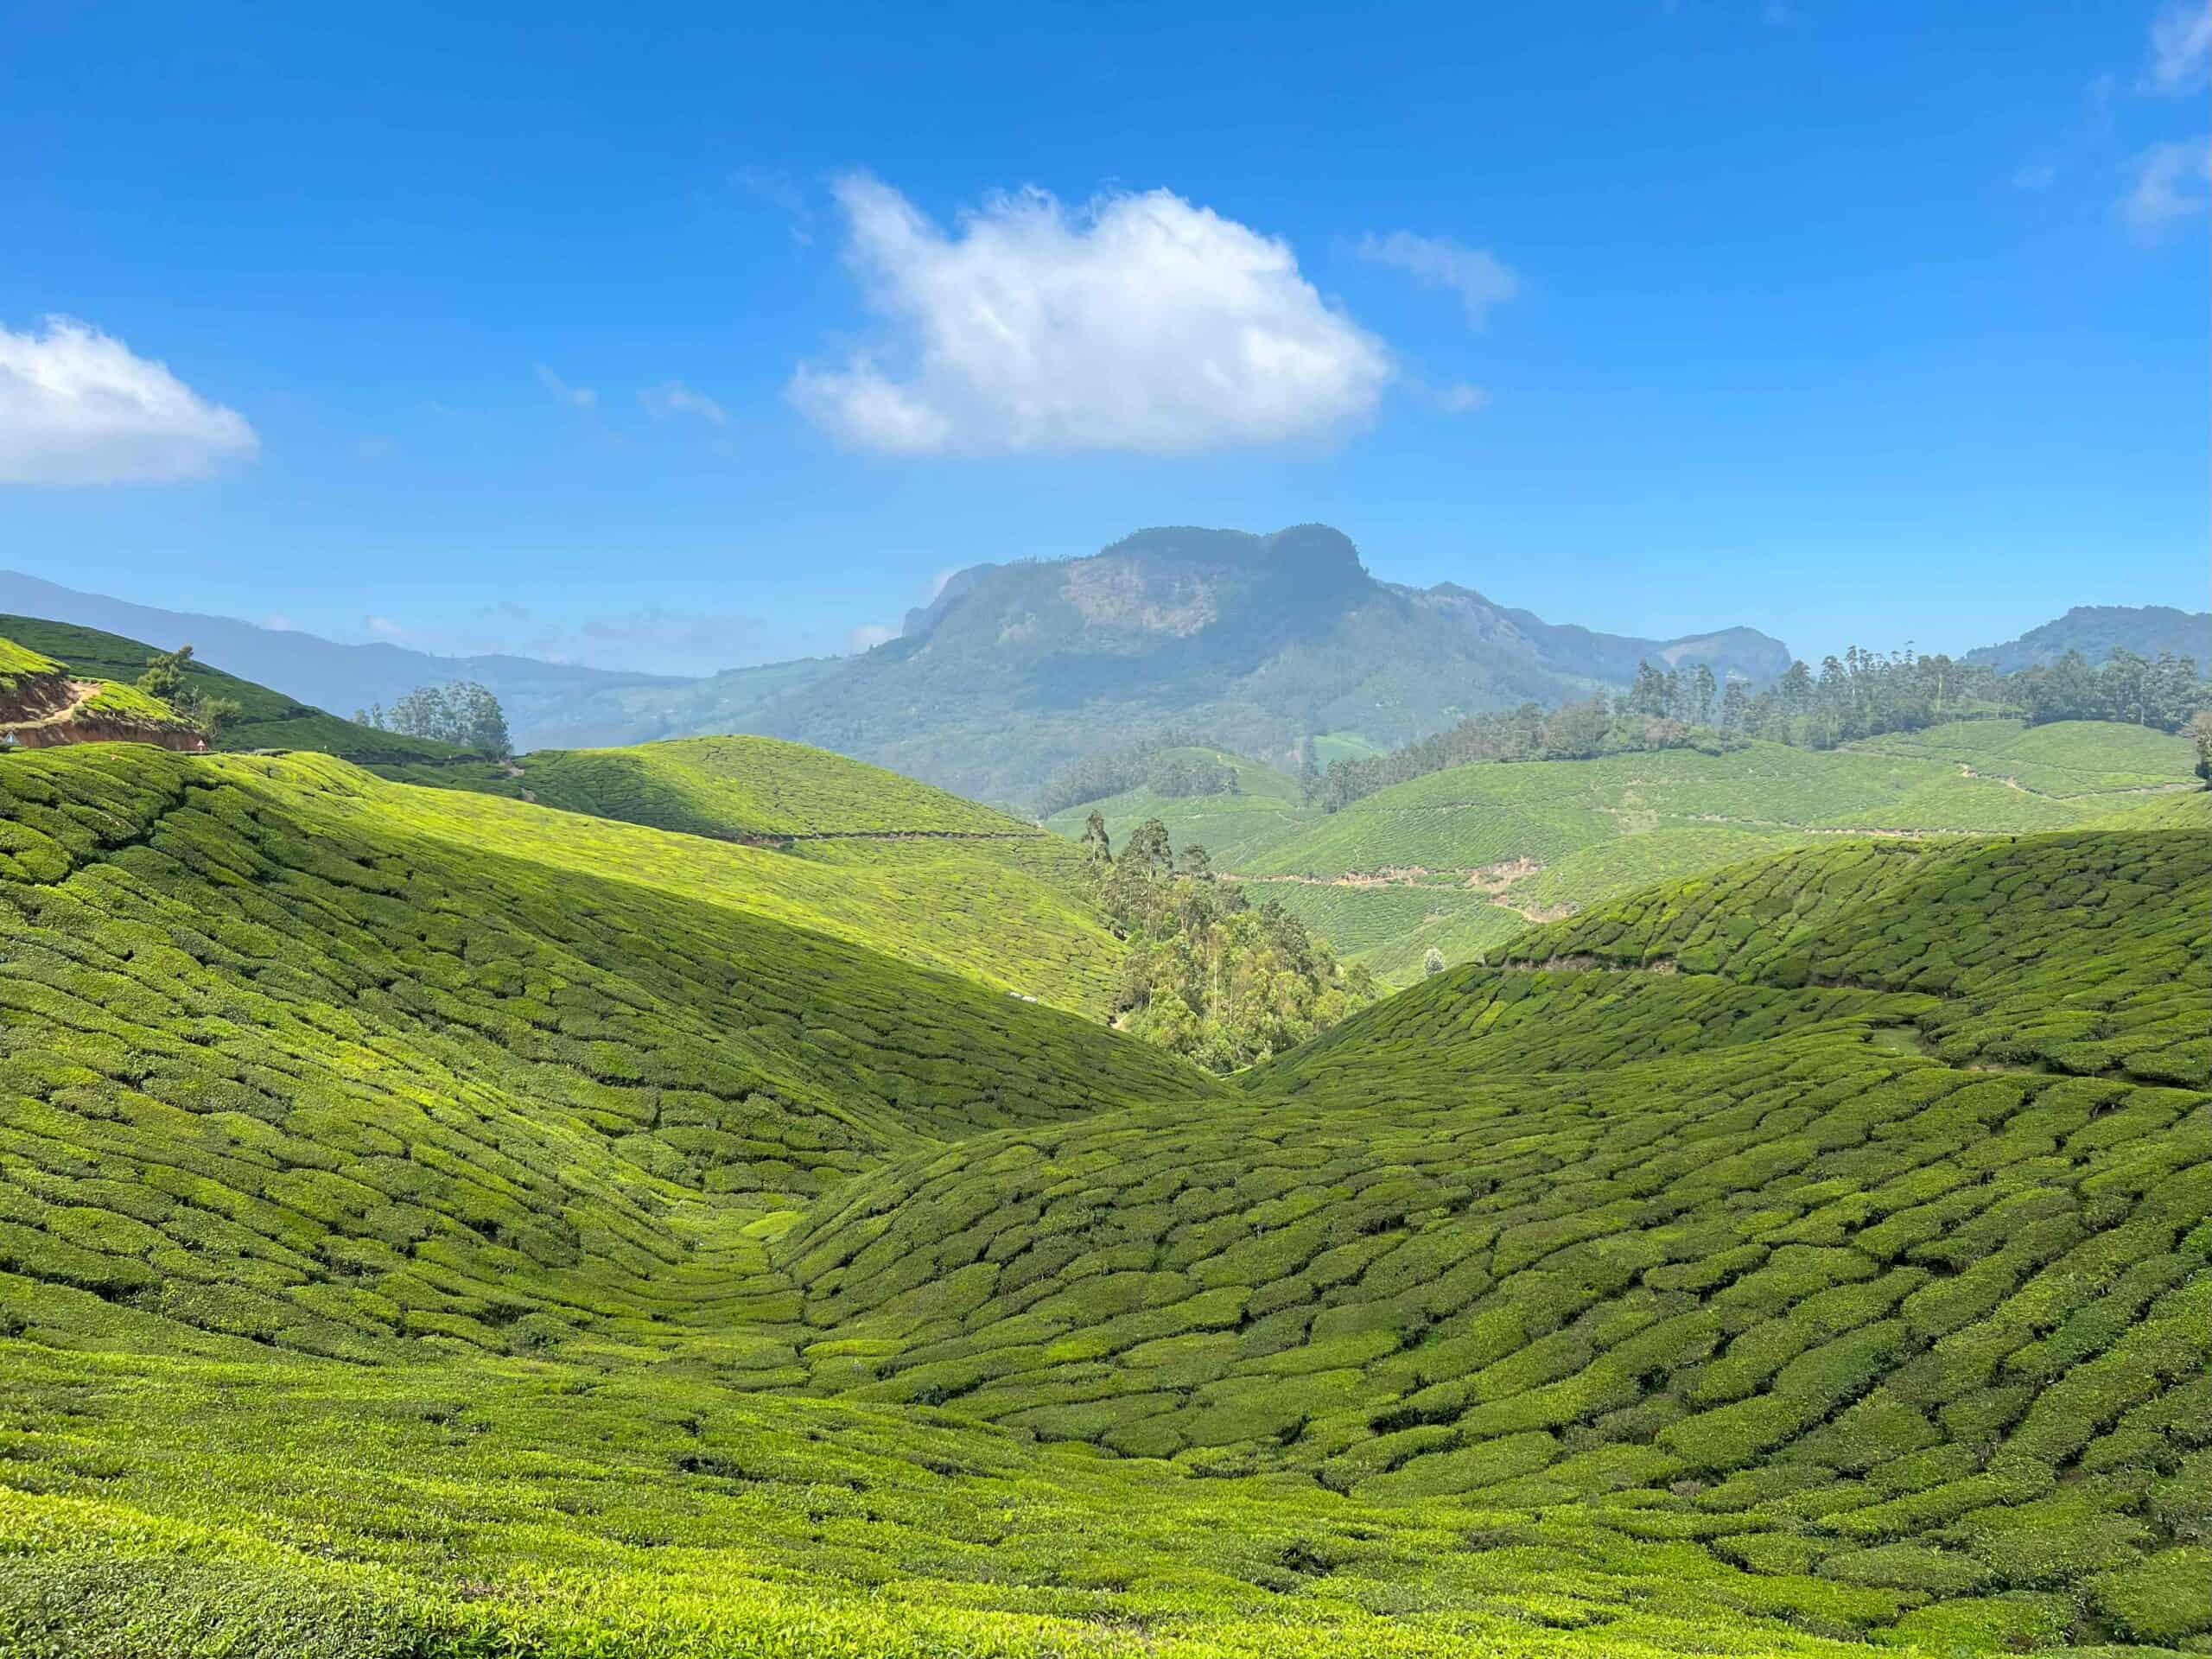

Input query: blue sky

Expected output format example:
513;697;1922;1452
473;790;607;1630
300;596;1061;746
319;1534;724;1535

3;0;2205;675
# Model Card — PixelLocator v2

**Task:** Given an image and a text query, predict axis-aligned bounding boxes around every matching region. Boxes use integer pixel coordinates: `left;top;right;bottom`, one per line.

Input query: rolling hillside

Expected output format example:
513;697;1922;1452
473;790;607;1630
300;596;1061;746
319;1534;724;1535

1041;742;1316;868
4;527;1792;792
1068;722;2201;985
0;613;465;765
0;757;2201;1655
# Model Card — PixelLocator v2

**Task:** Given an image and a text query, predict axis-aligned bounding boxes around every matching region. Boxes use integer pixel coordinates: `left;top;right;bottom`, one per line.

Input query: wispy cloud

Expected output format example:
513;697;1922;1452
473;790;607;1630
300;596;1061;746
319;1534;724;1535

1357;231;1520;327
0;315;257;485
639;380;729;427
791;175;1392;455
2012;162;2058;191
847;621;898;652
2120;135;2212;238
2145;0;2212;92
535;364;597;410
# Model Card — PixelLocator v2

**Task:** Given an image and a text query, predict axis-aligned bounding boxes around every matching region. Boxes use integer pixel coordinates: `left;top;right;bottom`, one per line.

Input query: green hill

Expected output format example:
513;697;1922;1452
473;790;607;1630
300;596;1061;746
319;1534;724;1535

0;744;1208;1353
0;613;463;765
1965;605;2211;674
1160;724;2201;984
0;726;2202;1658
387;733;1123;1014
1041;743;1317;868
499;733;1043;840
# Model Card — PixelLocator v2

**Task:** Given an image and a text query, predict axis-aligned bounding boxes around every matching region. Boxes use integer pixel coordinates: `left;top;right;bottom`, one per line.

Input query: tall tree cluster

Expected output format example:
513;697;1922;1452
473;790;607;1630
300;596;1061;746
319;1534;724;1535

1088;816;1378;1071
1039;734;1239;817
134;645;242;737
356;682;512;756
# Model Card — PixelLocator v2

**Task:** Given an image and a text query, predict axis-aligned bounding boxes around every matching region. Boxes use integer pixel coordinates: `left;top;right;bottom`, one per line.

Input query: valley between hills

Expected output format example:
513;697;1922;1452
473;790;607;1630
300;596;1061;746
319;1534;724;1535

0;615;2205;1659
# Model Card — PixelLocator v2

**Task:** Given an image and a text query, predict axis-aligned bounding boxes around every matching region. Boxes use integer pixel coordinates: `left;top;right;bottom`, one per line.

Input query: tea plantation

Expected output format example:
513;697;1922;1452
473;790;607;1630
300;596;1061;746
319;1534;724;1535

0;615;464;765
0;734;2205;1658
1064;727;2202;984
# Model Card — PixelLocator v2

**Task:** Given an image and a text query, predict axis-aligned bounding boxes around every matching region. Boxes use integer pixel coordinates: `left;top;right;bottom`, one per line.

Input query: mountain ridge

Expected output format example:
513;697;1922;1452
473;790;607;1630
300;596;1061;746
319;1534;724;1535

1965;604;2211;674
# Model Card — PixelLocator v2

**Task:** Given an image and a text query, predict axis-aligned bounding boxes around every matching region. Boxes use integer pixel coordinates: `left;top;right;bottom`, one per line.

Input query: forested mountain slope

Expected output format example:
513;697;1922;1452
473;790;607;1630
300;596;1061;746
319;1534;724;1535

748;524;1789;800
0;540;1789;776
0;728;2202;1657
1966;605;2211;673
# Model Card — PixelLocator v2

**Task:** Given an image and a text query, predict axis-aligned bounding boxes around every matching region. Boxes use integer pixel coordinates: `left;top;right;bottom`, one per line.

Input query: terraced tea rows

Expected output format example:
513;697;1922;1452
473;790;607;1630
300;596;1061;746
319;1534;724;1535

0;731;2202;1657
1065;728;2202;984
0;614;461;765
0;745;1209;1363
501;734;1042;840
1491;834;2206;1087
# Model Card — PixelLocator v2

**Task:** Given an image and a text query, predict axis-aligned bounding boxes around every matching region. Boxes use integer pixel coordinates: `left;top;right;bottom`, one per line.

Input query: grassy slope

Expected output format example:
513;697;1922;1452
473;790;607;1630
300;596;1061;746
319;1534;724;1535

511;734;1040;839
0;744;1211;1357
0;636;64;693
386;733;1123;1012
0;613;463;764
1188;726;2198;984
0;743;2202;1656
1041;744;1319;869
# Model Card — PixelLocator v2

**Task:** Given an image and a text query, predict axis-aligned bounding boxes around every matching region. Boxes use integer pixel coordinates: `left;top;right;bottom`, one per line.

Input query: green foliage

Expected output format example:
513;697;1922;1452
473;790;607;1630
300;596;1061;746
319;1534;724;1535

358;679;512;755
1039;735;1242;816
1128;726;2200;987
509;734;1035;840
0;735;2202;1657
1093;818;1380;1069
76;680;200;731
0;613;463;764
0;636;64;695
1314;698;1738;813
1489;831;2207;1087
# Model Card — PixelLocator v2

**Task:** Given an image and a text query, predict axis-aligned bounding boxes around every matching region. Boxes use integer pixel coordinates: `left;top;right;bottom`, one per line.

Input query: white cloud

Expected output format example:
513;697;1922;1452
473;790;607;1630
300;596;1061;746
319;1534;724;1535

364;613;408;639
2145;1;2212;92
2012;162;2058;191
1357;231;1520;326
790;175;1393;455
0;315;257;485
848;621;898;652
929;566;960;599
2120;136;2212;238
262;612;297;632
1430;381;1491;415
639;380;730;427
535;364;597;410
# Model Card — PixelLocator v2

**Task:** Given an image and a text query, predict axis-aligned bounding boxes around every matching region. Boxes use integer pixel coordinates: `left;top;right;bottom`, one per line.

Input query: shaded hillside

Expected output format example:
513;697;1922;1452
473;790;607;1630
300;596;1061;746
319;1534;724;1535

457;734;1042;840
0;744;1210;1355
1967;605;2211;673
0;745;2203;1655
